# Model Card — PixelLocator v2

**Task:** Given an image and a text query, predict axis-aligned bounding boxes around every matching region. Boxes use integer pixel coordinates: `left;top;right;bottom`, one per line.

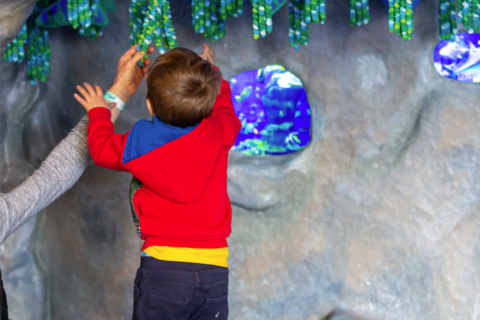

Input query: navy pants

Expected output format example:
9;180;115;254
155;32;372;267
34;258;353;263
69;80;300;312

0;269;7;320
133;257;229;320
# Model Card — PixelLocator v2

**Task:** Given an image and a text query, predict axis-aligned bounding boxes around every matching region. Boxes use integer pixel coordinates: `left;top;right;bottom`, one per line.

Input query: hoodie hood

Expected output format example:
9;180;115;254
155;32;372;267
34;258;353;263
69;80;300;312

122;117;224;204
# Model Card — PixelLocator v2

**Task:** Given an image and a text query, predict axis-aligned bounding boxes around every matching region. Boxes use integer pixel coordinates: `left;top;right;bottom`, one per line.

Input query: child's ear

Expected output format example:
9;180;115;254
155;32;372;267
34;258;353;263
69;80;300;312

146;99;154;116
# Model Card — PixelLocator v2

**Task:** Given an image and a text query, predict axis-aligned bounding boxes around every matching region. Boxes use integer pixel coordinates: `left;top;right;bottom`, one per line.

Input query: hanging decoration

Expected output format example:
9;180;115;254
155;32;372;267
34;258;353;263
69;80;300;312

287;0;326;50
192;0;226;41
388;0;414;41
350;0;370;26
129;0;177;58
7;0;480;87
288;1;308;49
439;0;457;41
27;25;52;85
226;0;244;17
191;0;243;41
252;0;273;39
3;24;27;63
458;0;480;33
35;0;116;40
3;2;52;85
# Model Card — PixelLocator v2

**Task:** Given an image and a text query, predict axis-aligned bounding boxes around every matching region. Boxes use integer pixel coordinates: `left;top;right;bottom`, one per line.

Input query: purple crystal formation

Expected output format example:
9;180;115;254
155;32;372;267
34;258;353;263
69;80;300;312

434;33;480;83
229;65;311;156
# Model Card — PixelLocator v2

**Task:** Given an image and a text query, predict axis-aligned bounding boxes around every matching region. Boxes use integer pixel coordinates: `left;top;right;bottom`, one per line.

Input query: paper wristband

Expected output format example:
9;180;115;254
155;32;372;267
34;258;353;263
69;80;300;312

104;91;125;111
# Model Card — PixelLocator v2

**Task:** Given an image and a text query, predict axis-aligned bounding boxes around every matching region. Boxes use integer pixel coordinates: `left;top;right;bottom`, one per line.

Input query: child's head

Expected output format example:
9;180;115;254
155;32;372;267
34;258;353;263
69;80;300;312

145;47;221;128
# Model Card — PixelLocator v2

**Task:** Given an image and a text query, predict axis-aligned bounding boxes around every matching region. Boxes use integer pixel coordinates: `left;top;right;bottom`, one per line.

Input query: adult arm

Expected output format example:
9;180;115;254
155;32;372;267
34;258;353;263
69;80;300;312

0;116;90;243
0;45;153;244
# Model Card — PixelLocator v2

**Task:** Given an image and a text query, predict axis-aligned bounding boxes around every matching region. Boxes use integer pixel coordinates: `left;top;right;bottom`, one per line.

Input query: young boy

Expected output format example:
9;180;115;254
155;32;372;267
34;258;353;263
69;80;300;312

74;44;241;320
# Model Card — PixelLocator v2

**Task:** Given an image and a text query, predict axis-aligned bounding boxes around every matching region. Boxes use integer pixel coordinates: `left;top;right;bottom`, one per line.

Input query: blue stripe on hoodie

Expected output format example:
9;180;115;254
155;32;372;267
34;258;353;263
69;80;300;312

122;116;199;164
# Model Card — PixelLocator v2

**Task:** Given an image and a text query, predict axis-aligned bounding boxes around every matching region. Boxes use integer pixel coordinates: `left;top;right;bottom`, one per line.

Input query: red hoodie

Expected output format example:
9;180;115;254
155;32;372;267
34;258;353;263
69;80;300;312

87;69;242;251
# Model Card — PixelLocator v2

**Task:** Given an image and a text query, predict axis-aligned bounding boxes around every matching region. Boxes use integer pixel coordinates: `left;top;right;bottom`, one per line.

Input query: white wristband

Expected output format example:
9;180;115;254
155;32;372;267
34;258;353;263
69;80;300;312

104;91;125;111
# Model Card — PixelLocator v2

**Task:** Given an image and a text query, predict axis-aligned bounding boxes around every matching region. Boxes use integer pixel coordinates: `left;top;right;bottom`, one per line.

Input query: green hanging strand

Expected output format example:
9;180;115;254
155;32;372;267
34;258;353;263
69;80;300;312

388;0;413;41
252;0;273;39
162;0;178;51
287;0;323;50
459;0;480;33
253;0;260;39
3;24;27;63
193;0;233;41
129;0;177;59
65;0;104;39
288;0;309;49
26;25;52;85
439;0;458;41
350;0;370;26
226;0;243;17
3;8;51;85
314;0;326;24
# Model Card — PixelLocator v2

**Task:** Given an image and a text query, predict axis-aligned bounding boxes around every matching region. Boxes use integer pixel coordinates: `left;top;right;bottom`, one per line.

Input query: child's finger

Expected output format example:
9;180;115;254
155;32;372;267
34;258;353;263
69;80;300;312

76;85;90;99
202;43;212;55
74;93;87;106
94;85;103;97
83;83;96;96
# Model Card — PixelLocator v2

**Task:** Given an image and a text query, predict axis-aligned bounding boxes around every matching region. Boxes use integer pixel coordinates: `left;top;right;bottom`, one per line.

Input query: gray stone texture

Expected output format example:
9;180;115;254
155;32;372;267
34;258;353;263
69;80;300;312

1;0;480;319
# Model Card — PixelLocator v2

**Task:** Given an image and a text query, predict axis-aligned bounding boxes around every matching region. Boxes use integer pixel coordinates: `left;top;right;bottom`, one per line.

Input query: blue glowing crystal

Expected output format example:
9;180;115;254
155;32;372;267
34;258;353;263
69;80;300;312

230;65;311;156
434;33;480;83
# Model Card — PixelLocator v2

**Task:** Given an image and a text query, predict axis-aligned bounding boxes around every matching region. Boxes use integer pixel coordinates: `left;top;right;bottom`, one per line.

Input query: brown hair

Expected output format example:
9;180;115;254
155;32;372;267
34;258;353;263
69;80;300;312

145;47;221;128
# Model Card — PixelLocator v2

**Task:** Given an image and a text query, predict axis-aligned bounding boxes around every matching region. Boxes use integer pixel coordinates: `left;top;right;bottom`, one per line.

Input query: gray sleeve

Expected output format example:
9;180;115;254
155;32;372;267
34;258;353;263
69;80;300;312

0;115;91;244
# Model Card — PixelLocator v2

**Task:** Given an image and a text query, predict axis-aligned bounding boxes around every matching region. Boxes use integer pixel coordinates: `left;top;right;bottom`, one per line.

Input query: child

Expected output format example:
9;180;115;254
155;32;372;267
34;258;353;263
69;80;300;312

74;44;241;320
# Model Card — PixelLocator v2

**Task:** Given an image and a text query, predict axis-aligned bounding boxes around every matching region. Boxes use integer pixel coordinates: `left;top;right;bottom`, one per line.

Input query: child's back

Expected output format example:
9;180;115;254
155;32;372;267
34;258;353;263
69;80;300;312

84;46;241;320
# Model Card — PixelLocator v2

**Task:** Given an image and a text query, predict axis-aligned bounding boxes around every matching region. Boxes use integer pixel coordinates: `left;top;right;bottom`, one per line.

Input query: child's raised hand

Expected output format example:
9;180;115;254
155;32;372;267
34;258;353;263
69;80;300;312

199;44;215;65
74;83;115;112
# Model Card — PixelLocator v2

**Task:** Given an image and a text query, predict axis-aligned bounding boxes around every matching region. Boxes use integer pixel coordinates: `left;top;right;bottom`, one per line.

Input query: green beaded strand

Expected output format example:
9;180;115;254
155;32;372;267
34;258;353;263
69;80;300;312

388;0;413;41
350;0;369;26
3;24;27;62
439;0;458;41
27;26;51;85
193;0;231;41
288;0;308;49
129;0;177;61
459;0;480;33
251;0;273;39
66;0;104;39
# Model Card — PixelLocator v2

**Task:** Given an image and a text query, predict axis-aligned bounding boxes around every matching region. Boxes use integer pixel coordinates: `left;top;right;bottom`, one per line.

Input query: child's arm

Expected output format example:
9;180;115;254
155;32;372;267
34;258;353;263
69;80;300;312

75;83;129;171
199;44;242;146
210;67;242;147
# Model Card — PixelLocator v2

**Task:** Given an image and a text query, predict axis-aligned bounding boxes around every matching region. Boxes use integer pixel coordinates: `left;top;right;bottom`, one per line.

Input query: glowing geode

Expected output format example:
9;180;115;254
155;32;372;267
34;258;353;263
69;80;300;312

434;33;480;83
230;65;311;156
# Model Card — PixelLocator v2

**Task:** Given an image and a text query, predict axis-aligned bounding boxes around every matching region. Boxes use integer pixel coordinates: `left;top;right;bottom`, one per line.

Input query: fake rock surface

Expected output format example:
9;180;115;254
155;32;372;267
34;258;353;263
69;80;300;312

1;0;480;319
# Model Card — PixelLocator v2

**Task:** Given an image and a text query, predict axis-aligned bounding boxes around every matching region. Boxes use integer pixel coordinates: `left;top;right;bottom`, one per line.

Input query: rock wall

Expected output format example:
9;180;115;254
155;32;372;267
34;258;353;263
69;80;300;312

1;0;480;319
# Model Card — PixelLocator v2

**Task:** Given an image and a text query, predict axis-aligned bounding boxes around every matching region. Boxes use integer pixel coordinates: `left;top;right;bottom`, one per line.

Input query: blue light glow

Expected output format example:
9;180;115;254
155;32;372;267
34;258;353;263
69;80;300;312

434;33;480;83
230;65;311;156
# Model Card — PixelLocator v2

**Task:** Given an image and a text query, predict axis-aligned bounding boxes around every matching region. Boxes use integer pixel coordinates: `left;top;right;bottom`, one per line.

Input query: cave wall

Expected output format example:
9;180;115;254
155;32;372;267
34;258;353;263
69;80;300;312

1;0;480;319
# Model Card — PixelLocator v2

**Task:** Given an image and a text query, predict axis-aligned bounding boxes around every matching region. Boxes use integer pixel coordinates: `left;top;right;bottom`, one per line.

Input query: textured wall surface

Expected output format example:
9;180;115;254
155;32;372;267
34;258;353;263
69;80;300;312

1;1;480;319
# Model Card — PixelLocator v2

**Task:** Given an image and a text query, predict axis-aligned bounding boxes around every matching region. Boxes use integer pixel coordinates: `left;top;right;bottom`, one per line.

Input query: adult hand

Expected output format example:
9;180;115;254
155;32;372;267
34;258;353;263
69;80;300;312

109;45;155;102
74;83;116;112
199;44;215;65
